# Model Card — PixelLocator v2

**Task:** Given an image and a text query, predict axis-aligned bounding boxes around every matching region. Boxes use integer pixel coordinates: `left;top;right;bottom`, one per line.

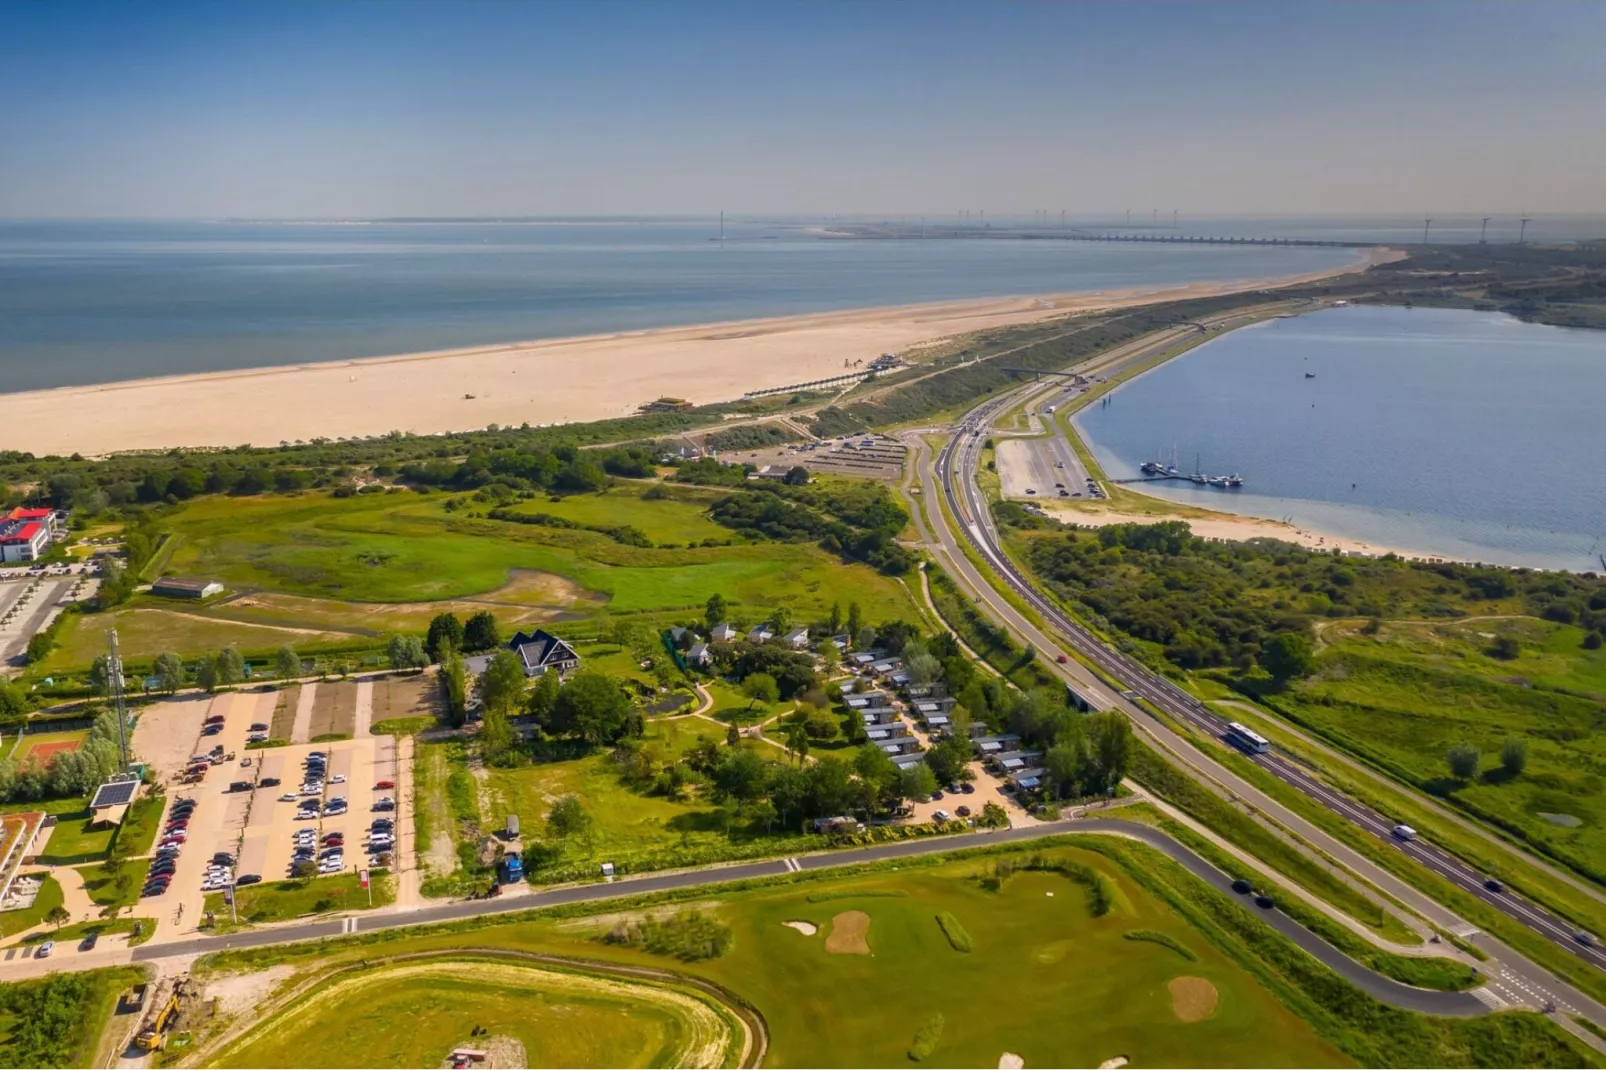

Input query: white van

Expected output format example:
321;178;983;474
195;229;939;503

1391;824;1417;841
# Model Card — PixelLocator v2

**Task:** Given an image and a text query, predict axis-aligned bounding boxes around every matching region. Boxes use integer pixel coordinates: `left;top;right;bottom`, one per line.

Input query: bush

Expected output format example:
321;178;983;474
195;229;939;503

907;1013;945;1061
1123;928;1197;961
601;909;732;961
935;912;973;952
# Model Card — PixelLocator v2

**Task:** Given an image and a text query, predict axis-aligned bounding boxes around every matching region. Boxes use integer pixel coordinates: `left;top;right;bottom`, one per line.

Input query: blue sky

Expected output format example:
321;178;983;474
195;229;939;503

1;0;1601;217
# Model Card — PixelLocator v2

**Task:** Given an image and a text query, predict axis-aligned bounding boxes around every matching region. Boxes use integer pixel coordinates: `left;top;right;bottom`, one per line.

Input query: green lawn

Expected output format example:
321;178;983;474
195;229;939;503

0;966;146;1070
115;793;166;857
0;875;62;939
1264;617;1606;886
204;870;395;927
12;916;156;948
492;482;733;546
76;858;152;911
36;809;115;865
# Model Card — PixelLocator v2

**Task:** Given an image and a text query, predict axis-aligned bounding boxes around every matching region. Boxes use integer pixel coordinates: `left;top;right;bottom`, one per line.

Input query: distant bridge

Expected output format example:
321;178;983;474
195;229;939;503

1056;233;1369;248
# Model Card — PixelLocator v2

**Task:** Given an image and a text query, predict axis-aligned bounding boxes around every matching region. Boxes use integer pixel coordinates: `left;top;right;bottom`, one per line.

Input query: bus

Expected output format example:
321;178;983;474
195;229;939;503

1225;722;1269;755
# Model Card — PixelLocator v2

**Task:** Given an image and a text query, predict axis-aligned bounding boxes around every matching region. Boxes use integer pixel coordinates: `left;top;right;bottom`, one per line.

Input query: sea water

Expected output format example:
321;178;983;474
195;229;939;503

1073;305;1606;571
0;219;1362;392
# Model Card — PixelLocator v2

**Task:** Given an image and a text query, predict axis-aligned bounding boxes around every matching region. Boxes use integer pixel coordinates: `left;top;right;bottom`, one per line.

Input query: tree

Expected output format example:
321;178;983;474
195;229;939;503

193;653;219;693
527;670;561;721
905;651;942;688
705;593;728;633
1088;712;1133;794
1500;738;1528;777
44;905;70;930
742;673;779;711
783;465;809;485
900;762;938;801
772;605;793;635
713;748;770;802
426;612;464;662
0;680;28;720
477;649;527;719
827;602;842;635
464;611;500;652
977;801;1010;829
1259;632;1315;685
1044;742;1087;799
547;794;593;845
479;709;516;765
216;646;246;686
854;625;876;652
387;634;427;670
276;644;301;679
783;722;810;766
153;652;184;695
87;654;113;697
550;670;633;745
846;602;862;642
923;736;971;787
1447;742;1481;781
1488;635;1521;660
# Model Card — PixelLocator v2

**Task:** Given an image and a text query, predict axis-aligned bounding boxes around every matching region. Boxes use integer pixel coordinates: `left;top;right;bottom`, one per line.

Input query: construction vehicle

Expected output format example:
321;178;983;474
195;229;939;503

135;984;184;1051
499;853;523;884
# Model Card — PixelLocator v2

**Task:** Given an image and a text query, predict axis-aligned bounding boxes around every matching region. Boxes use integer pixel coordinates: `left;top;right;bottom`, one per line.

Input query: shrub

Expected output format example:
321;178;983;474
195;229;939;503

1123;928;1197;961
907;1013;945;1061
935;912;973;952
600;909;733;961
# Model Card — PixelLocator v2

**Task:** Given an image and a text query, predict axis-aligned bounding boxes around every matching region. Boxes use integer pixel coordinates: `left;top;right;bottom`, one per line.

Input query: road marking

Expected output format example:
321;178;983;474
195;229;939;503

341;916;359;934
1470;986;1509;1010
1450;922;1480;938
782;858;802;873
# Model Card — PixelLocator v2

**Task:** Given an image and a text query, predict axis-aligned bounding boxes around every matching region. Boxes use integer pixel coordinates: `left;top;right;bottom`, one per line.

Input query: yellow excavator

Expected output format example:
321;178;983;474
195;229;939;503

135;987;183;1051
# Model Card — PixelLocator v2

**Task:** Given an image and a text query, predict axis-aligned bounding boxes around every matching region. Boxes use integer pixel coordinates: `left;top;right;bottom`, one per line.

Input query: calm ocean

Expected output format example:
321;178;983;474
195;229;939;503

0;219;1370;392
1073;306;1606;571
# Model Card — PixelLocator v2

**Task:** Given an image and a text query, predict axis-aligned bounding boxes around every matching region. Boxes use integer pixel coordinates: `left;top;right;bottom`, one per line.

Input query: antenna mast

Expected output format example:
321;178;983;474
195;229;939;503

1479;216;1490;244
1518;215;1532;244
1421;216;1433;244
106;629;131;772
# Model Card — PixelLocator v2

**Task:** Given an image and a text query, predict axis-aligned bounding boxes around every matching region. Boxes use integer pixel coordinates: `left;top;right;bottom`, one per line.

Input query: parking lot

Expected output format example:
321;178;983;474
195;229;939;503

733;433;909;482
132;679;407;937
0;572;95;666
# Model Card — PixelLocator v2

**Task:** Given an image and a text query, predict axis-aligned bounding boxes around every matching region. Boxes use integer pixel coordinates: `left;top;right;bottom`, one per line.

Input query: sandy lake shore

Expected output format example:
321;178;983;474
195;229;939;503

0;250;1392;456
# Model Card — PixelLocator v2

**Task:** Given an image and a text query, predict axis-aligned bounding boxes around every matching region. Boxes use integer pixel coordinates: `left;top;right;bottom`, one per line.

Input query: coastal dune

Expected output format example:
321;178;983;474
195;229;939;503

0;254;1386;456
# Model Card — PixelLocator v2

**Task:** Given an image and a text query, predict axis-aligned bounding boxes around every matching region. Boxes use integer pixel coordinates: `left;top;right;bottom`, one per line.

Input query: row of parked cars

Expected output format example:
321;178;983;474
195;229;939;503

141;797;198;898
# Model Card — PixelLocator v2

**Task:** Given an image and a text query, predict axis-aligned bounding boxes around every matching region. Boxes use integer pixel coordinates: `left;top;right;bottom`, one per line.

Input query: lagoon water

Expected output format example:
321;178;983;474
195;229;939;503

0;219;1362;392
1073;306;1606;571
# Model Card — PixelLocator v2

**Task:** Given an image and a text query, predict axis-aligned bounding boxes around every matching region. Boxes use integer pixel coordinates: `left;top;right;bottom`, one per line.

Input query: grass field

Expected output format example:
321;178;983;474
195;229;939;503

37;809;116;866
0;966;145;1070
207;958;734;1069
203;870;395;927
12;915;155;948
478;717;818;880
37;485;916;674
1262;617;1606;885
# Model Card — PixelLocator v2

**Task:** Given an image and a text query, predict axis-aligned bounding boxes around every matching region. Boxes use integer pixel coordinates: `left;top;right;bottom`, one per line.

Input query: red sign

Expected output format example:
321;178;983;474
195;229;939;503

359;869;369;889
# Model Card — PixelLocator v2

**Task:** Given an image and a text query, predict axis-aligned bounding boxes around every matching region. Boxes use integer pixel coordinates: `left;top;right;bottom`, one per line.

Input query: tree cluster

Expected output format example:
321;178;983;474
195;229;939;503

0;708;128;803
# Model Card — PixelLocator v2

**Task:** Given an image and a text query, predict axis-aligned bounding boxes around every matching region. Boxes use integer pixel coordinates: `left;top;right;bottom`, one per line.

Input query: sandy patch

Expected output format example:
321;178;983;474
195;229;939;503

999;1054;1025;1069
824;910;871;955
206;964;296;1019
0;252;1387;457
215;572;591;633
1097;1058;1128;1069
782;920;818;936
1167;976;1219;1023
445;1034;526;1069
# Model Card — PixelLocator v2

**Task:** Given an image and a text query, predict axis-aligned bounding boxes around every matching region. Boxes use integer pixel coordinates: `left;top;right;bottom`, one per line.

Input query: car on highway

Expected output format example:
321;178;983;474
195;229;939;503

1577;931;1597;947
1391;824;1417;841
1055;653;1068;663
1484;878;1504;893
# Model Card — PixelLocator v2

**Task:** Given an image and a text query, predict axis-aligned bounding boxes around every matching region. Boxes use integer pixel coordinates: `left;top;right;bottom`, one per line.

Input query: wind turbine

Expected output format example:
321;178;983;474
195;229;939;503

1518;215;1532;244
1479;216;1490;244
1421;216;1433;244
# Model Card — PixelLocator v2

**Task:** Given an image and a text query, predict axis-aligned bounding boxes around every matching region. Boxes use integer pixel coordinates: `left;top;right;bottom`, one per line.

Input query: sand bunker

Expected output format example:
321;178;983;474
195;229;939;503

1168;976;1219;1022
782;920;818;936
824;910;871;955
999;1054;1025;1069
1097;1058;1129;1070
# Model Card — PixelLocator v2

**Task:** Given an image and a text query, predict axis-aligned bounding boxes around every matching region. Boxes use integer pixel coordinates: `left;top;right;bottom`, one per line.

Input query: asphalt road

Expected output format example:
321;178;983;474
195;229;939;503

913;316;1606;1031
128;815;1480;1014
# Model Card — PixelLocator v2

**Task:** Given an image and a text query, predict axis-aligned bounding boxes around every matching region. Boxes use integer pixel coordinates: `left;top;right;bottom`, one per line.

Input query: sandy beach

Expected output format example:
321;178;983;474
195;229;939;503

1041;502;1451;562
0;250;1389;456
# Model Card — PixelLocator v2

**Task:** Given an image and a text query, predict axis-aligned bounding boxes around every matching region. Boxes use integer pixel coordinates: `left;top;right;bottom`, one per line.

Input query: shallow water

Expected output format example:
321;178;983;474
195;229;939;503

1073;305;1606;571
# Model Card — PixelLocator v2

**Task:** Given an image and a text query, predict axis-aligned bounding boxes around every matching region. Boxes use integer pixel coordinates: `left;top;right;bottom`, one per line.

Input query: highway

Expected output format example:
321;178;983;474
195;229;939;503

909;315;1606;1030
127;814;1481;1015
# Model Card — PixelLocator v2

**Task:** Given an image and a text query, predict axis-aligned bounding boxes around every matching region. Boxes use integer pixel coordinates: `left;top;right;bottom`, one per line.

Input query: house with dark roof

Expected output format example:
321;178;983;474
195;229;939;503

686;641;712;667
150;578;225;600
505;630;581;677
710;622;739;643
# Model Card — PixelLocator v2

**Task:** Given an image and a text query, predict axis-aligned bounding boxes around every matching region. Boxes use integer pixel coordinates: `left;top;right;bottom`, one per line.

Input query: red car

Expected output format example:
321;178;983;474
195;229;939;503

373;780;395;790
1055;654;1068;664
323;834;344;846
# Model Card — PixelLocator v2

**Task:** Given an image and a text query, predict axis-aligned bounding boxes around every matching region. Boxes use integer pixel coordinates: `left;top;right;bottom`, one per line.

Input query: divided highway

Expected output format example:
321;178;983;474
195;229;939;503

914;330;1606;1027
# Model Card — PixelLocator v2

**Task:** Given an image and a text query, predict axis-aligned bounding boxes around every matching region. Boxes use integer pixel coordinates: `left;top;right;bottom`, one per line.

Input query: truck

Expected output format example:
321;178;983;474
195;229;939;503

499;854;524;884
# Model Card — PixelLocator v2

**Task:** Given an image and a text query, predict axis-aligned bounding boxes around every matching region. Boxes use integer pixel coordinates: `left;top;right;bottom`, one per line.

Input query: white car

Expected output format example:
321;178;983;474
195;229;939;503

279;792;298;802
295;810;319;821
300;783;322;796
329;774;346;784
318;861;342;874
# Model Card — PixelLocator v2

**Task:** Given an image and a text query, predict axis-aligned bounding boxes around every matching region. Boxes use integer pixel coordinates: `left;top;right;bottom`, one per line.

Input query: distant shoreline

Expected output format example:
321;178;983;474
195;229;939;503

0;249;1391;457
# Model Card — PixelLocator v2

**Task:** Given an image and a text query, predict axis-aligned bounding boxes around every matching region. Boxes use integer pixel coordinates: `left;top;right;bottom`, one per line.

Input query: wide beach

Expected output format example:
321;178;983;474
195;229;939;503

0;252;1386;456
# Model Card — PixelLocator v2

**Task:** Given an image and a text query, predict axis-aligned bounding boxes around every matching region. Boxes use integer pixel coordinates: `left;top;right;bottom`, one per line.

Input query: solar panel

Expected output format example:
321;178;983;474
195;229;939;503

90;779;138;808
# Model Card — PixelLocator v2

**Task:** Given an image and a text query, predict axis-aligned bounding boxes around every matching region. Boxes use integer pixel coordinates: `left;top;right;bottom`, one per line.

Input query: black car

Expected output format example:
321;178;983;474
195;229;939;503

260;777;281;787
212;852;235;866
250;723;269;732
170;803;195;816
1484;878;1504;893
930;790;944;801
79;933;98;951
235;873;262;886
959;783;975;795
228;781;252;793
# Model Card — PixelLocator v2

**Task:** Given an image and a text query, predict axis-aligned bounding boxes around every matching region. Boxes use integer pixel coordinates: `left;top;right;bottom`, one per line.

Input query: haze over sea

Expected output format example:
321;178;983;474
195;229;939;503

1074;305;1606;572
0;214;1561;394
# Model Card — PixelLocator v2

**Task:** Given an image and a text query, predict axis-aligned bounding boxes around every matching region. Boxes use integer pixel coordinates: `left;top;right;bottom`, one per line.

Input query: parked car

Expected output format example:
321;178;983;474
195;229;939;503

250;723;269;732
374;780;396;790
36;940;54;958
279;792;298;802
235;874;262;886
330;774;346;784
932;809;952;822
260;777;280;787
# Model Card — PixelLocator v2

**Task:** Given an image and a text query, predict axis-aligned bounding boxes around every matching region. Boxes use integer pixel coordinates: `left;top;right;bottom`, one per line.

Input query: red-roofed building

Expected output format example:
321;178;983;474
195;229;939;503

0;507;65;563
